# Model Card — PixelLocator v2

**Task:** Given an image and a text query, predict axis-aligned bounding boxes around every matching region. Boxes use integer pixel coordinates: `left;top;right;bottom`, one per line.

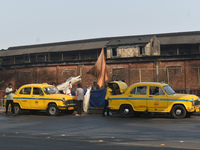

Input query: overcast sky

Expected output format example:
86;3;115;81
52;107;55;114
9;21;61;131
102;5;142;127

0;0;200;49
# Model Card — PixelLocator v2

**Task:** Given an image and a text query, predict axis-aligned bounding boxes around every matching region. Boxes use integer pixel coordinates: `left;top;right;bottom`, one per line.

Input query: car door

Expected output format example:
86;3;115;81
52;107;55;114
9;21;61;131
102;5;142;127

147;86;168;112
17;87;31;108
129;86;148;111
30;87;45;109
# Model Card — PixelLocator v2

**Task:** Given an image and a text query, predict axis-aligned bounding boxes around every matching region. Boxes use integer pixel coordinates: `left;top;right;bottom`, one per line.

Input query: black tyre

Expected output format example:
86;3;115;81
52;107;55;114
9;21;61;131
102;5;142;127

47;104;59;116
120;105;133;117
14;104;21;115
171;105;186;119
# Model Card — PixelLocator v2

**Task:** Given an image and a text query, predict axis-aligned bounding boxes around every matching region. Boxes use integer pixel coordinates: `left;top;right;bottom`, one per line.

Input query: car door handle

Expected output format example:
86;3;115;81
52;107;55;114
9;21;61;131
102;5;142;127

149;96;153;98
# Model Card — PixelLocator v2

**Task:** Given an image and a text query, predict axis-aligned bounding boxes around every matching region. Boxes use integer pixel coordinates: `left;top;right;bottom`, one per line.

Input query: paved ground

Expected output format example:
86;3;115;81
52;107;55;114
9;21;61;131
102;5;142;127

0;108;200;149
0;107;5;112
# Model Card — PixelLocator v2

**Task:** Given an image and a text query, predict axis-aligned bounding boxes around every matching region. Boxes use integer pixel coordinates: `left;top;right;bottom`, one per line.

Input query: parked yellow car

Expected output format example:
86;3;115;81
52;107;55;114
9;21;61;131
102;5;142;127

4;83;76;116
108;82;200;119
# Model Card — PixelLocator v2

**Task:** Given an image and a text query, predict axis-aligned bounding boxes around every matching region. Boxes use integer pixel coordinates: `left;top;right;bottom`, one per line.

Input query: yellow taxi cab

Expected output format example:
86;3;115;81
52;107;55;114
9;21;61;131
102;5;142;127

4;83;76;116
108;82;200;119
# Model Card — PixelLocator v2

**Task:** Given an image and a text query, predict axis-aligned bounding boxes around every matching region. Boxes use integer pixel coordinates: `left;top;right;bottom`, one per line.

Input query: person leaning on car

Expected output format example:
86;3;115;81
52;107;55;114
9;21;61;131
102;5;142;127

5;83;15;115
102;82;113;116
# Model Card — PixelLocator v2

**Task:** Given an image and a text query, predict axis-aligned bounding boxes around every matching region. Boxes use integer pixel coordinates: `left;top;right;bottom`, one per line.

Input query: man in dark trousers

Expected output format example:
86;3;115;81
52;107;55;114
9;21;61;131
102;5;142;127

102;82;113;116
5;83;15;115
75;83;84;116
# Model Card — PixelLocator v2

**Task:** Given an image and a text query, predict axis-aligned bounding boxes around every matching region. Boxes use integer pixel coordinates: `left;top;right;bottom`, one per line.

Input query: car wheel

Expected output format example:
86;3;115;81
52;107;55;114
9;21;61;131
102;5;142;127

171;105;186;119
14;104;21;115
47;104;59;116
120;105;133;117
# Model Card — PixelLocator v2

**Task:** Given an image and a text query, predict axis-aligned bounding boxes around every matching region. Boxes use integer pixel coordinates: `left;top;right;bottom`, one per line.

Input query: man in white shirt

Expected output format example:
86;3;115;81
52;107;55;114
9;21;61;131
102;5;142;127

5;83;15;115
75;83;84;116
63;81;72;96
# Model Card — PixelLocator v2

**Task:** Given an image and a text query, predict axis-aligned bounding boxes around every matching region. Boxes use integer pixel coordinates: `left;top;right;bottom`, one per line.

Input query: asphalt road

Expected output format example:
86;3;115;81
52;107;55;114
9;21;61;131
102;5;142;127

0;111;200;150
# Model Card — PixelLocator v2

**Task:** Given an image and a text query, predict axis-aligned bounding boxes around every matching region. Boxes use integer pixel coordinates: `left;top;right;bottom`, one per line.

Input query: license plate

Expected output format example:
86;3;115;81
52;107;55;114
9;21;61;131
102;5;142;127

68;107;74;110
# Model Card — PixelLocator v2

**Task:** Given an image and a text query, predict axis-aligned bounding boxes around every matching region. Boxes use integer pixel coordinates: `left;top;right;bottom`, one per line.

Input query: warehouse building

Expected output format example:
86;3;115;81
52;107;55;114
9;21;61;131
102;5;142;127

1;31;200;91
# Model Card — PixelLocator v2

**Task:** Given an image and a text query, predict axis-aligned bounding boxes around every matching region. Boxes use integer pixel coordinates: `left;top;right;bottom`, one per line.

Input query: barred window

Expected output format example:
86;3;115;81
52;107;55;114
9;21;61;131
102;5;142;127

112;68;127;81
166;66;182;74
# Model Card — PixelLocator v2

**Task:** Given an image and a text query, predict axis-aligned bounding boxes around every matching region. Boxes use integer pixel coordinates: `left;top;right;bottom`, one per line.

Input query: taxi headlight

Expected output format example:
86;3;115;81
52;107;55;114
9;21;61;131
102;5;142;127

191;98;195;106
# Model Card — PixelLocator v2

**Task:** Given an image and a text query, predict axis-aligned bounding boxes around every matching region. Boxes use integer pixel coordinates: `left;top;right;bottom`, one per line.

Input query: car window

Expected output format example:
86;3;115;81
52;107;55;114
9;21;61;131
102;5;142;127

19;87;31;95
163;85;175;95
43;87;60;94
33;87;43;95
149;86;165;95
130;86;147;95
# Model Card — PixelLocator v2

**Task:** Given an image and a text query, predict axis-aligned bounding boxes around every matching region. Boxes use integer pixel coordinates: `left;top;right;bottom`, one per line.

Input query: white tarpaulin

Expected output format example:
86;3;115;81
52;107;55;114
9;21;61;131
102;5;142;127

57;75;81;91
83;86;91;112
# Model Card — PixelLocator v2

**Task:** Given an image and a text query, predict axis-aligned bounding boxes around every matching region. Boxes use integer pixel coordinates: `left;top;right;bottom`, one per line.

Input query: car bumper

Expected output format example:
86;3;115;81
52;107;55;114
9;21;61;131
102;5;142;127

58;104;76;108
194;105;200;112
187;105;200;112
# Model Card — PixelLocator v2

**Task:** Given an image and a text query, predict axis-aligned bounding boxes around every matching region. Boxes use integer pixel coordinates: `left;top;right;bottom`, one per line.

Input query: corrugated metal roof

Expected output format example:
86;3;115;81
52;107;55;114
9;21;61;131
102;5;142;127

0;40;109;57
158;35;200;45
106;35;153;46
1;31;200;57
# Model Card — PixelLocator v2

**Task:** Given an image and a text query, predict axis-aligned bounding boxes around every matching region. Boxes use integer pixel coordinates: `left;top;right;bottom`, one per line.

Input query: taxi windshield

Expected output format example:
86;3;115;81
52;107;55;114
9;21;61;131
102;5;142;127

43;87;60;94
163;85;175;95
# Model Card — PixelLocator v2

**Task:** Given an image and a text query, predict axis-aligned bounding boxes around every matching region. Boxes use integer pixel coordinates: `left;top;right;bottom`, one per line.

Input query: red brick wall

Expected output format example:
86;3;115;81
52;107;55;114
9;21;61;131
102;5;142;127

159;61;186;89
185;60;200;89
0;59;200;90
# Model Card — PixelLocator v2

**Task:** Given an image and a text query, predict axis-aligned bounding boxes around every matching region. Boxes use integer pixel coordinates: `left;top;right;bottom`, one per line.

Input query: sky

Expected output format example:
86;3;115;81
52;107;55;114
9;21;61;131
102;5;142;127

0;0;200;50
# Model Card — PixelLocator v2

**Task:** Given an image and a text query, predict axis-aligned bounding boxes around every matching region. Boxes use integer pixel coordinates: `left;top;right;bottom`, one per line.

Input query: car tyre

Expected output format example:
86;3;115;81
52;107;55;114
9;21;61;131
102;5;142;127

120;105;133;117
14;104;21;115
171;105;186;119
47;104;59;116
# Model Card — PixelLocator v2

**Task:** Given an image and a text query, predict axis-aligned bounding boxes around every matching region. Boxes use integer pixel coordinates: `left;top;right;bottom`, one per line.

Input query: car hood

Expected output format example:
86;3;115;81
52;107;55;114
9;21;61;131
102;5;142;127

109;81;128;93
169;93;198;101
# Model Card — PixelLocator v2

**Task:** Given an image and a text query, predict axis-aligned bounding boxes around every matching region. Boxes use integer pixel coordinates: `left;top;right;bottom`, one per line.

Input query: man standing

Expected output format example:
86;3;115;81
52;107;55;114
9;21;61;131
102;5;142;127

63;81;72;96
91;80;100;90
52;82;57;87
75;83;84;116
5;83;15;115
102;82;113;116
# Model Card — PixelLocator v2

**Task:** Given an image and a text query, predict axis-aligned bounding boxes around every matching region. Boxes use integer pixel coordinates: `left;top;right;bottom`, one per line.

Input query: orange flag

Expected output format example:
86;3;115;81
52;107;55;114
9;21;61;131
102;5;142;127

87;48;108;87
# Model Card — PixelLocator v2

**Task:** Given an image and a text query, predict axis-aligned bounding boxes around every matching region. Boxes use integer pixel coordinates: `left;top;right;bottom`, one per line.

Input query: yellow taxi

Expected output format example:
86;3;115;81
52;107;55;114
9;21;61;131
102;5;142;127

108;82;200;119
4;83;76;116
